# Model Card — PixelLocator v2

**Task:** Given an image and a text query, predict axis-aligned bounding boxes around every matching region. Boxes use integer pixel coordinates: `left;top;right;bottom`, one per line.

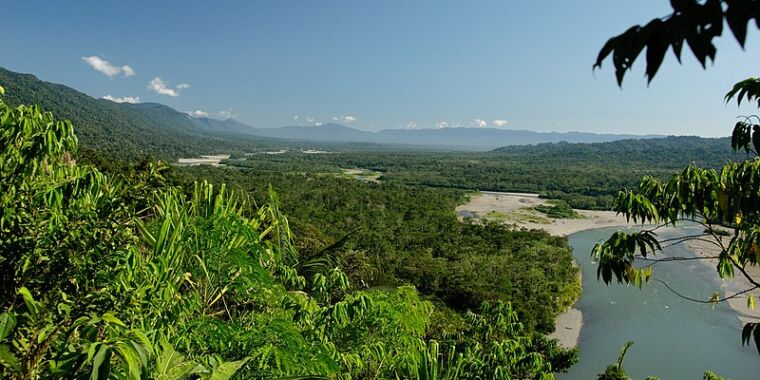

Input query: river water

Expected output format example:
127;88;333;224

558;227;760;379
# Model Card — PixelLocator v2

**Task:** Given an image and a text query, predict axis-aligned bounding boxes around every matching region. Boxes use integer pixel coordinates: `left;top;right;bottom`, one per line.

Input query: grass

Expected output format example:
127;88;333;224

485;209;552;224
339;168;382;182
532;200;584;219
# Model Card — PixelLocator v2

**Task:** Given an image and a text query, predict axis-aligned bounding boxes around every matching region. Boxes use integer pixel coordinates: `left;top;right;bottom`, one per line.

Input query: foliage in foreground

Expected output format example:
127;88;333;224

0;90;570;378
592;79;760;357
176;165;581;334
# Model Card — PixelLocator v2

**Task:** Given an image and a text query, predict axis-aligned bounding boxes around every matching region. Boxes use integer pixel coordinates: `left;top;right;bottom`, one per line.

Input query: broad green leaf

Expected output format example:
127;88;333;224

101;313;126;327
90;346;112;380
0;312;16;340
154;341;205;380
0;344;20;370
208;358;250;380
17;287;40;316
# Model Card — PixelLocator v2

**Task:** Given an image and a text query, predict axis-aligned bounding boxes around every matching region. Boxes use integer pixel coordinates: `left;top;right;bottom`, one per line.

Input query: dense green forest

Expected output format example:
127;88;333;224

222;136;740;209
0;90;580;378
173;166;580;334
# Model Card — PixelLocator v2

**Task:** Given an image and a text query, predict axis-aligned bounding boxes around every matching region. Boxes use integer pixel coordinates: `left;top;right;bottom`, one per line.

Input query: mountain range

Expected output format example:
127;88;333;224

1;66;665;158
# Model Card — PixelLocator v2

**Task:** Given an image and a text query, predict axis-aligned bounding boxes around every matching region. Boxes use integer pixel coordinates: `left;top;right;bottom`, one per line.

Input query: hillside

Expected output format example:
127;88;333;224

491;136;735;167
0;67;278;160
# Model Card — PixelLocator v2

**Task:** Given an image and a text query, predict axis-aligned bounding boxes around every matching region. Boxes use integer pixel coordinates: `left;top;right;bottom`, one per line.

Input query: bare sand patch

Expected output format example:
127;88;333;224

549;307;583;348
176;154;230;166
455;191;631;237
687;237;760;323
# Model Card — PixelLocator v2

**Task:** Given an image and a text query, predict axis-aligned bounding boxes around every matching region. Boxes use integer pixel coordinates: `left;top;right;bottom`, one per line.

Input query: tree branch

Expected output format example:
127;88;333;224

652;278;759;305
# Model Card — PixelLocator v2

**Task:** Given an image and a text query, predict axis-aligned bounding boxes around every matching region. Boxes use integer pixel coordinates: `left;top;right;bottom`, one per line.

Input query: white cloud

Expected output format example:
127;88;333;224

436;121;449;129
493;119;509;127
82;56;135;78
474;118;487;128
102;95;141;104
122;66;136;77
217;109;234;119
332;115;357;123
147;77;190;97
187;110;209;118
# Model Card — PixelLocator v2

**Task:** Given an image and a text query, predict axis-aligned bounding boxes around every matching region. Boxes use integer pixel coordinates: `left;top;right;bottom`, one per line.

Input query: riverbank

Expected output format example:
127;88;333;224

455;191;631;237
456;191;634;348
687;236;760;323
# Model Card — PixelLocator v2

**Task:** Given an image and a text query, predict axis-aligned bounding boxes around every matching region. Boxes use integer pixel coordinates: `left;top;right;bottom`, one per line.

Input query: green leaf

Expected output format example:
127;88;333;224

154;341;205;380
0;343;19;370
17;287;40;317
0;312;16;340
101;313;126;327
90;346;112;380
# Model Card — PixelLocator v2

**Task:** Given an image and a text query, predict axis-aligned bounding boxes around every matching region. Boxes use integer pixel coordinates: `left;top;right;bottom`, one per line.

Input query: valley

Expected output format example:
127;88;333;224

3;1;760;378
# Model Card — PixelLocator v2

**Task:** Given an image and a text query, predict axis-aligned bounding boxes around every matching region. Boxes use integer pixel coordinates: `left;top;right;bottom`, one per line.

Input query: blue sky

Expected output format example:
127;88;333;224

1;1;758;136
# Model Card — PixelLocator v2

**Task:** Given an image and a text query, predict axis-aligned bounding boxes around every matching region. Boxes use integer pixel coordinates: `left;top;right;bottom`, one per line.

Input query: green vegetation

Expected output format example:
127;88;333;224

593;80;760;353
591;3;760;378
0;68;273;160
486;209;552;224
533;201;583;219
174;165;580;334
2;67;741;211
223;136;740;210
0;92;577;378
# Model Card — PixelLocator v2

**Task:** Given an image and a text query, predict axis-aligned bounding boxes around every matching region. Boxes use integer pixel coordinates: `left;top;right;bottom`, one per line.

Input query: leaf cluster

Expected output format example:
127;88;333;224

595;0;760;84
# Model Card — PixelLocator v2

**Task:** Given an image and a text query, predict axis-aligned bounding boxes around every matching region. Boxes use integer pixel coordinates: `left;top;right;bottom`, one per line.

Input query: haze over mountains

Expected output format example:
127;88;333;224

1;66;666;155
251;123;664;149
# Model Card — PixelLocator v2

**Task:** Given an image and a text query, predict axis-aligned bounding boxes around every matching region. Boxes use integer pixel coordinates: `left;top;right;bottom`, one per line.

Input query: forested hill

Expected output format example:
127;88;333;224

0;67;279;160
492;136;735;168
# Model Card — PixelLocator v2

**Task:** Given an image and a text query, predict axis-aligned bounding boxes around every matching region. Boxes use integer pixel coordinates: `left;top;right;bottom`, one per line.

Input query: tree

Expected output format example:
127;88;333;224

594;0;760;85
592;0;760;355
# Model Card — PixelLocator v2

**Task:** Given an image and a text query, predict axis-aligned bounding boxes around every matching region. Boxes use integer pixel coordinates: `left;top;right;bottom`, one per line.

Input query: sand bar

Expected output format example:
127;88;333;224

455;191;632;237
687;236;760;323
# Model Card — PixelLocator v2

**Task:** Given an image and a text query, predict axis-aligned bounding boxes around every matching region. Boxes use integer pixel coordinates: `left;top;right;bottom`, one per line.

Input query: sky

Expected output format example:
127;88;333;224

1;1;758;136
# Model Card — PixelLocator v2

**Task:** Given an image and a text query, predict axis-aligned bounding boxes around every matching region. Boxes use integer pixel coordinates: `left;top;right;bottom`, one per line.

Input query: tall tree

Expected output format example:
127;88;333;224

592;0;760;354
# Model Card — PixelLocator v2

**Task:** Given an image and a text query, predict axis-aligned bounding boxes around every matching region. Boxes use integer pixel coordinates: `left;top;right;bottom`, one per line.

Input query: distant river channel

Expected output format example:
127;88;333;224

557;227;760;379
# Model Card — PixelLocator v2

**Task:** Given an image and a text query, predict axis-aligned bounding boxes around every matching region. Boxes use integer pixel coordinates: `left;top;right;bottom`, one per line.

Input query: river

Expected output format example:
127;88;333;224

558;227;760;379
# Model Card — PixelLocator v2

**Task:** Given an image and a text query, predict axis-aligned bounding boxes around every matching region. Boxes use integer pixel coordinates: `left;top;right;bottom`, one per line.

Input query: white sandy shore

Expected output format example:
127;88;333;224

455;191;632;237
549;308;583;348
456;191;636;348
687;237;760;323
